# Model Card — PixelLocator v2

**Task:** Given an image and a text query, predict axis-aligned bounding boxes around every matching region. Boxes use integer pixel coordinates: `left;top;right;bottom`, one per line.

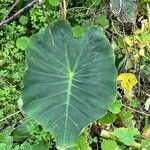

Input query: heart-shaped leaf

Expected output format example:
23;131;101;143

22;20;117;149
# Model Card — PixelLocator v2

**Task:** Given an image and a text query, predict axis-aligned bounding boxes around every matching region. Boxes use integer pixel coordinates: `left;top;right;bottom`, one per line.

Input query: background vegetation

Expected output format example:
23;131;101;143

0;0;150;149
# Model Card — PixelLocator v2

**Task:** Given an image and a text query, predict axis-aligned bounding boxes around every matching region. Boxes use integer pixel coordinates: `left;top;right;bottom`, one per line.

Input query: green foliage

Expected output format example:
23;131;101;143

16;36;29;50
108;100;122;114
101;139;120;150
0;1;59;149
49;0;59;6
77;133;91;150
96;14;109;29
19;16;29;25
0;0;150;149
111;0;137;22
22;20;117;149
113;128;140;146
0;127;13;150
141;139;150;149
99;112;117;124
72;26;84;37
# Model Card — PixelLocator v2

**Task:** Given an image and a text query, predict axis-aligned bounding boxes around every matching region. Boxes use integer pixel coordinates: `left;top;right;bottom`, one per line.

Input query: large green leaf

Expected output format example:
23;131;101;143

22;20;117;149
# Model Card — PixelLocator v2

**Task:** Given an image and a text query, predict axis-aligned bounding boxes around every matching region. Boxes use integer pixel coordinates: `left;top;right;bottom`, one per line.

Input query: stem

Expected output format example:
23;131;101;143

0;111;21;122
123;104;150;116
100;129;141;149
1;0;21;22
0;0;36;27
60;0;67;20
145;116;149;128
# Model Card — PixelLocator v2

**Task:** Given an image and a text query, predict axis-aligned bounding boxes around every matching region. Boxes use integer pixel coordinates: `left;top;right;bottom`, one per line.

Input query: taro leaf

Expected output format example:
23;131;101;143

111;0;137;22
21;142;48;150
22;20;117;149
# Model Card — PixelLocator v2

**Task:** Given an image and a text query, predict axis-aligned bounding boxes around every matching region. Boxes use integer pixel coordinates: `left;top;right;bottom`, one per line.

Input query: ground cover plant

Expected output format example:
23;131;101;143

0;0;150;150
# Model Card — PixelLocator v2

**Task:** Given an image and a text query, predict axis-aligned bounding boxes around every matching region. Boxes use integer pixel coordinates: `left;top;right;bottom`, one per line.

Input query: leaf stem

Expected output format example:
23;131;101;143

0;111;21;123
100;129;141;149
60;0;67;20
122;104;150;116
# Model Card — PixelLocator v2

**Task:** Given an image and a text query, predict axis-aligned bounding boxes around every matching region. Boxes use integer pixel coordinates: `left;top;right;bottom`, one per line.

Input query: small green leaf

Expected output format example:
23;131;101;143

49;0;59;6
72;26;84;38
21;142;32;150
0;127;14;150
77;133;91;150
0;70;6;77
96;14;109;28
141;139;150;149
13;145;20;150
19;16;28;25
130;99;140;108
119;109;134;122
16;36;29;50
108;100;122;114
99;112;116;124
0;143;6;150
101;139;120;150
112;128;140;146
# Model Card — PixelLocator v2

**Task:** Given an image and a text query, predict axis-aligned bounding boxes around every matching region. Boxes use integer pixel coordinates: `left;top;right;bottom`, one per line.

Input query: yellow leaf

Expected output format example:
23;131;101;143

125;36;134;46
138;42;146;49
138;49;145;56
127;47;132;52
135;29;142;34
134;53;140;60
143;126;150;139
117;73;138;90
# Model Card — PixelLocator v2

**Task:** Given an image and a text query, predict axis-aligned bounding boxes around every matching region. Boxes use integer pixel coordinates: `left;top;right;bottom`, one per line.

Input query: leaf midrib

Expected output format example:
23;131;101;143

63;72;74;143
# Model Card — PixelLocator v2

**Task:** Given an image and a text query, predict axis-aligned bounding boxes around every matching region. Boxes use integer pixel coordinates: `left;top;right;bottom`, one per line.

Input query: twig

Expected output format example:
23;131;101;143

1;0;21;22
100;129;141;149
38;2;54;45
68;7;90;12
60;0;67;20
86;1;96;15
0;111;21;123
122;104;150;116
0;0;36;28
